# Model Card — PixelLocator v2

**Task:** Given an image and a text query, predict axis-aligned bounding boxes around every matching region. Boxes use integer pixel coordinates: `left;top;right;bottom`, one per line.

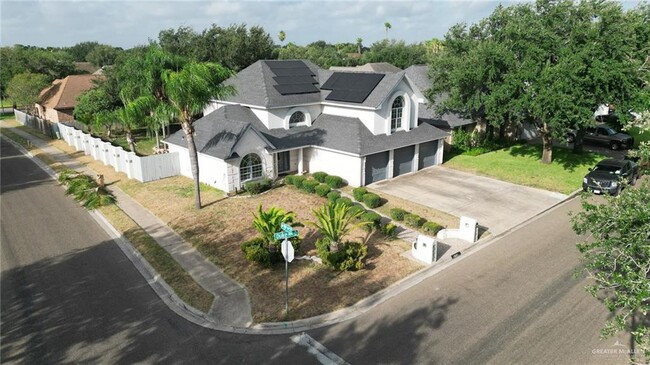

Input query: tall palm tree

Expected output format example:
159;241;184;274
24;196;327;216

384;22;392;39
356;37;363;54
162;62;235;209
278;30;286;46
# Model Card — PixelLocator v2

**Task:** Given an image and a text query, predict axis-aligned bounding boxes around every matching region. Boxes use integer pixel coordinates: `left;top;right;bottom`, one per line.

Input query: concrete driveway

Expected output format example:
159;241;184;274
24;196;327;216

372;166;567;235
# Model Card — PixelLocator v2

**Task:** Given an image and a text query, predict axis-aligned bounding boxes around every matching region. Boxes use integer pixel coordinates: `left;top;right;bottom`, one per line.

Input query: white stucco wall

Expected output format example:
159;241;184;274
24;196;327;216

305;147;363;187
166;143;231;192
376;80;420;135
261;104;322;130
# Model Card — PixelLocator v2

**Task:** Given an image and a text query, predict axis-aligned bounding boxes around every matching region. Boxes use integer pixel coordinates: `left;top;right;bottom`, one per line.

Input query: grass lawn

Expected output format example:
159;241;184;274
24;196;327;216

111;135;159;156
443;144;606;194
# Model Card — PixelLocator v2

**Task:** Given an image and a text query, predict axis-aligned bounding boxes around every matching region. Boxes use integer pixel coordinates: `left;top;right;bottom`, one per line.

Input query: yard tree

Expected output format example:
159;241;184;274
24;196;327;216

572;184;650;361
161;62;235;209
66;41;101;61
356;37;363;54
278;30;286;45
6;72;49;111
361;39;428;69
74;86;120;134
85;44;123;67
384;22;391;39
429;0;646;163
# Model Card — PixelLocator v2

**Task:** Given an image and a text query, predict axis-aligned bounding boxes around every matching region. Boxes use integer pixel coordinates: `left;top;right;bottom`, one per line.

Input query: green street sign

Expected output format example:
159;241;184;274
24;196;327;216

274;224;298;240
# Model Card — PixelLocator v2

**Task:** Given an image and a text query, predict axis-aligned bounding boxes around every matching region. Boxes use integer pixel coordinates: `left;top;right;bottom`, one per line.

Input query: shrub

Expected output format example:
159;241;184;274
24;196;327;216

314;183;331;197
292;175;306;188
312;171;329;183
362;193;382;208
352;187;368;201
240;237;272;267
337;197;353;207
380;223;398;238
300;179;319;193
252;205;296;243
324;175;344;188
404;213;423;228
361;211;382;231
423;222;444;235
390;208;407;221
348;204;367;217
283;175;295;185
243;177;273;195
316;238;367;271
327;191;341;203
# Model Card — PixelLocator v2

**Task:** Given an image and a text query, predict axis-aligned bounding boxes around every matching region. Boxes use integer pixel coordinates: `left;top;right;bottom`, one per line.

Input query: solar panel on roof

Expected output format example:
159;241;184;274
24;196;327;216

322;72;385;103
270;68;315;77
273;75;317;84
266;60;309;69
274;83;320;95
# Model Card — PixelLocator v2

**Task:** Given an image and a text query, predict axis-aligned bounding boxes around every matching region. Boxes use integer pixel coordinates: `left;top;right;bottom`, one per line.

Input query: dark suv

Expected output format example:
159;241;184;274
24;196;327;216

583;159;640;195
567;124;634;150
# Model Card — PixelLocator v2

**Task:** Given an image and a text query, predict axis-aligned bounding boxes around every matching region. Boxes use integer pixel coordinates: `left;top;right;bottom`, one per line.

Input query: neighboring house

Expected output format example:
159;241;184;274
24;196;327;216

164;60;448;193
35;74;101;123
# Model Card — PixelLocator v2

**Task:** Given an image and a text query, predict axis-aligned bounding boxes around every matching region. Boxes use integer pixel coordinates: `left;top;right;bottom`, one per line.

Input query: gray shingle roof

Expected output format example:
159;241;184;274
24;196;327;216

164;106;271;160
404;65;475;129
165;105;448;157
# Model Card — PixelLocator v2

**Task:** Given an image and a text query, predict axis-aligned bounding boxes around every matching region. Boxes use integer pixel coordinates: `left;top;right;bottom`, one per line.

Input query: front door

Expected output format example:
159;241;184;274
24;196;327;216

277;151;290;174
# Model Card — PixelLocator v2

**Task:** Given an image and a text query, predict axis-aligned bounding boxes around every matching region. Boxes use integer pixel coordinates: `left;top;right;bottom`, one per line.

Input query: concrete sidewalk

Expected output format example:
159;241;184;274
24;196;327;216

3;126;252;327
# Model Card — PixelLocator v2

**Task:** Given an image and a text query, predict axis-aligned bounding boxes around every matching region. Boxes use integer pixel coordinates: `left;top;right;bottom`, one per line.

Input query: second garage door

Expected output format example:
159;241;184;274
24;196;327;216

365;151;389;185
393;146;415;177
418;141;439;170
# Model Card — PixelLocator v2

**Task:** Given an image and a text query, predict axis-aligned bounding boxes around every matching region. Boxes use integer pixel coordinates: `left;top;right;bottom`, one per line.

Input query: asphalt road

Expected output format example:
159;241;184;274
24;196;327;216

1;138;635;364
0;139;313;364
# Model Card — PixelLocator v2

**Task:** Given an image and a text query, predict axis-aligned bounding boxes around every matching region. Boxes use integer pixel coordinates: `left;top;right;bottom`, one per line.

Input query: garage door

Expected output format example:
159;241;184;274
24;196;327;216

365;151;389;185
393;146;415;177
419;141;439;170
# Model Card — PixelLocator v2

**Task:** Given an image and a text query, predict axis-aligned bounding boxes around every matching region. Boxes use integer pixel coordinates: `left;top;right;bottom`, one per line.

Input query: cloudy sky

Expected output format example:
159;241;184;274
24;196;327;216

0;0;643;49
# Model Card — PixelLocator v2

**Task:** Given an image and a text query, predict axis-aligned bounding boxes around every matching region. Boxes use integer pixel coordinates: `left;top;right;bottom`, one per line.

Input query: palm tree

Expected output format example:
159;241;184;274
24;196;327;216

307;201;368;252
278;30;286;46
384;22;392;39
162;62;235;209
356;37;363;54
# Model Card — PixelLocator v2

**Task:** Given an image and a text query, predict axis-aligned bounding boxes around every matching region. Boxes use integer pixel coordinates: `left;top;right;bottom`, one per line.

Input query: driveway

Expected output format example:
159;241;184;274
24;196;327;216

372;166;567;235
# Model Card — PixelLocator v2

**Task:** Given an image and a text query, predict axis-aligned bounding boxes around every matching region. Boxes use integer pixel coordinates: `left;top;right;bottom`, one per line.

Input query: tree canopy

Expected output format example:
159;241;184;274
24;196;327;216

429;0;648;163
6;72;49;110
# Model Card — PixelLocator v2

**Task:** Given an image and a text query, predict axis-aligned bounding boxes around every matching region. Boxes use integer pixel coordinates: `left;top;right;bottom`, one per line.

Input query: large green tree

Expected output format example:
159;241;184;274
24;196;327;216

6;72;49;111
161;62;235;209
85;44;123;67
572;185;650;361
429;0;646;163
361;39;427;69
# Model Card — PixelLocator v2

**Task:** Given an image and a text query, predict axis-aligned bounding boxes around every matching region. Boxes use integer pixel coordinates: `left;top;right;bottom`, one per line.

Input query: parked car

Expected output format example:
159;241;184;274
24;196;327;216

567;124;634;150
583;159;640;196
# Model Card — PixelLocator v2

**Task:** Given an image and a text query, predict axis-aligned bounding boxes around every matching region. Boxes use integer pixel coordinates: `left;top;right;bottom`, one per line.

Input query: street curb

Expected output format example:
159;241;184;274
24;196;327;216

0;131;582;335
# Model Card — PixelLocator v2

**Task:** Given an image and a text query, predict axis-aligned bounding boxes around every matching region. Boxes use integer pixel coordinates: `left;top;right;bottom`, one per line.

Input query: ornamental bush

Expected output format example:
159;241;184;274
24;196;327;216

243;177;273;195
404;213;423;228
337;197;353;207
324;175;344;188
316;238;367;271
423;221;443;235
292;175;306;188
352;187;368;201
380;223;398;238
348;204;367;218
312;171;329;183
283;175;295;185
361;211;382;231
389;208;407;221
300;179;319;193
240;237;273;267
362;193;382;208
314;183;331;197
327;191;341;203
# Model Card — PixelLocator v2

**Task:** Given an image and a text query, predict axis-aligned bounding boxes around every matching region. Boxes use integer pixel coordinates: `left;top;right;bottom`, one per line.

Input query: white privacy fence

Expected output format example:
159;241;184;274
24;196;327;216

57;123;180;183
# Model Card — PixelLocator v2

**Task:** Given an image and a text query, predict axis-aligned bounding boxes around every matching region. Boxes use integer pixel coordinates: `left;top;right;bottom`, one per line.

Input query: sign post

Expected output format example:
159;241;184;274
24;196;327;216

274;223;298;316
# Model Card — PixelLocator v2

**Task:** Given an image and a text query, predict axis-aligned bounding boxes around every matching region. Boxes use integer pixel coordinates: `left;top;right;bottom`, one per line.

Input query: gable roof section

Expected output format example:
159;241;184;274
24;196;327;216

222;60;323;108
404;65;474;128
39;74;101;110
164;106;274;160
166;105;448;157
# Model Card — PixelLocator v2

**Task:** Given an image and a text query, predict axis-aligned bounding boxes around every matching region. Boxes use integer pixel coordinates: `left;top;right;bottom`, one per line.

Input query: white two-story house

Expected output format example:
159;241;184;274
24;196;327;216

164;60;449;193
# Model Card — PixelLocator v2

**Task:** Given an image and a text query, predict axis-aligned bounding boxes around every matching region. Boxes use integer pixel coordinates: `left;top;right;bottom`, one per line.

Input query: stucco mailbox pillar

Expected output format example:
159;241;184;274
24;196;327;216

412;235;437;264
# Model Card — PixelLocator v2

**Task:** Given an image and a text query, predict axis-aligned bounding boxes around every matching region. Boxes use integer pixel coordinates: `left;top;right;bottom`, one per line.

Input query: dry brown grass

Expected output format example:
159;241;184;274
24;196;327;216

4;121;422;322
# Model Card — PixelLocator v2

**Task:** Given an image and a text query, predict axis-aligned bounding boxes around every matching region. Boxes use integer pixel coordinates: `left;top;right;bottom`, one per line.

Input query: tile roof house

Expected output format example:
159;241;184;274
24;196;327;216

35;74;102;123
165;60;449;193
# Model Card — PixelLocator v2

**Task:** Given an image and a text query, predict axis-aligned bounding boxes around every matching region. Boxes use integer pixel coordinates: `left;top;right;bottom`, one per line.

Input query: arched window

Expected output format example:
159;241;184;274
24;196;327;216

289;111;305;127
240;153;262;182
391;96;404;131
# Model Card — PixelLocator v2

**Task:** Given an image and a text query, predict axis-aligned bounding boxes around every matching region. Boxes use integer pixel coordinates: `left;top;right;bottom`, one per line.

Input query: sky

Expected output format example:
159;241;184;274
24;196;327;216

0;0;644;49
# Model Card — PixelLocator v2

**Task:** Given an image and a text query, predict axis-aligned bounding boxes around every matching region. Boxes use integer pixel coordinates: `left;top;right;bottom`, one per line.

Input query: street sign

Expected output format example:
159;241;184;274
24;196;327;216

281;239;294;263
274;225;298;241
280;223;293;233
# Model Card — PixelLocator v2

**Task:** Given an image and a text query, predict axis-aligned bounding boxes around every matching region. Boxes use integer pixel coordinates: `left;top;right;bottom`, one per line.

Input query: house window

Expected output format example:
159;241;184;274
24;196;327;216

240;153;263;182
391;96;404;131
289;111;305;127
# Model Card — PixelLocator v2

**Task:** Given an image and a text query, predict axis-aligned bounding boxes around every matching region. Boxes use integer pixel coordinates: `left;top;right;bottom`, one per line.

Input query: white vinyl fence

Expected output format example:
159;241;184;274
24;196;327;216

56;123;180;182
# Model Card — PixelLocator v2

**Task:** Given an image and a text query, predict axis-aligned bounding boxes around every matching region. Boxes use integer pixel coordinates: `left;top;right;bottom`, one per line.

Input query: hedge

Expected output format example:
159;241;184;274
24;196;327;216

324;175;344;188
292;175;306;188
362;193;382;208
316;238;367;271
380;223;397;238
312;171;329;183
314;184;331;197
404;213;423;228
283;175;295;185
361;211;382;231
352;187;368;201
348;204;367;217
243;178;273;195
337;197;353;207
300;179;320;193
327;191;341;203
389;208;407;221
